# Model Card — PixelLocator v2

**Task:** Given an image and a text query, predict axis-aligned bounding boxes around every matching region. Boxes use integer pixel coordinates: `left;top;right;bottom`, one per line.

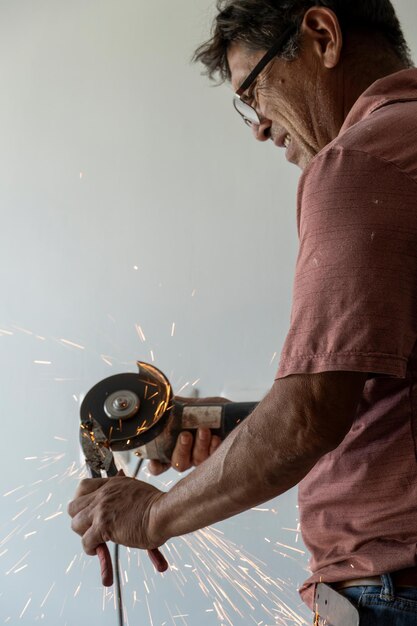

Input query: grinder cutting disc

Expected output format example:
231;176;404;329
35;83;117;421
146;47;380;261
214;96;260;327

80;362;173;451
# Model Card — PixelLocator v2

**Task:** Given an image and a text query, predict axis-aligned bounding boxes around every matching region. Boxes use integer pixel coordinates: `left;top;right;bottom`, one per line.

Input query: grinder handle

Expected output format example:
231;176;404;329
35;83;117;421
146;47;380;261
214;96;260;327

217;402;258;437
96;544;114;587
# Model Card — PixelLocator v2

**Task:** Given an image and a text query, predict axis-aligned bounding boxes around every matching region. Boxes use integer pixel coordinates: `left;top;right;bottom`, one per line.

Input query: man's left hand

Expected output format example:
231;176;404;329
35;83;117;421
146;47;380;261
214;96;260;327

68;475;165;555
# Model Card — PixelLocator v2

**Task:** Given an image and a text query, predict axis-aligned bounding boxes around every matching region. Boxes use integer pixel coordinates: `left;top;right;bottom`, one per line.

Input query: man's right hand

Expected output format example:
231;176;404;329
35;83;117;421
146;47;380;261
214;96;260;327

148;427;222;475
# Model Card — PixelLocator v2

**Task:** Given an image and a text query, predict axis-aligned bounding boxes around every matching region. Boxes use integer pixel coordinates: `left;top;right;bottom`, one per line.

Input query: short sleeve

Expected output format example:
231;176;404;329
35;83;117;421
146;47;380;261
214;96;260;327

277;146;417;379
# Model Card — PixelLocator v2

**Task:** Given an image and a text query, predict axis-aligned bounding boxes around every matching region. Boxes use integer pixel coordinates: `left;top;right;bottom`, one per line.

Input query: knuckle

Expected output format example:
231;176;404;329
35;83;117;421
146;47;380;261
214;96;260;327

147;461;160;476
81;535;95;556
173;459;191;472
193;449;209;465
179;431;192;448
210;436;222;454
79;478;91;492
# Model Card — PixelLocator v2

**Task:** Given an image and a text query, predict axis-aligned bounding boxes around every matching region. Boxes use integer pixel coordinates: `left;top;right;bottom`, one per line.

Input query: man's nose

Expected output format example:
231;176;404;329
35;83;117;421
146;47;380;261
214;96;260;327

251;117;272;142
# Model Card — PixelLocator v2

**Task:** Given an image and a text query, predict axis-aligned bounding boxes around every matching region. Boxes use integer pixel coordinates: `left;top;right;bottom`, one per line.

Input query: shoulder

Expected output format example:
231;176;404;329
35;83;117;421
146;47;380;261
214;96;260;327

302;97;417;189
297;123;417;239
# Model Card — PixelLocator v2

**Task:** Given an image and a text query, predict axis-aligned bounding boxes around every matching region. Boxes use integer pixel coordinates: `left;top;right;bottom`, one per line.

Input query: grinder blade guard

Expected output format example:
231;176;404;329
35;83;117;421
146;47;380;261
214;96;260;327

80;361;173;452
81;361;258;463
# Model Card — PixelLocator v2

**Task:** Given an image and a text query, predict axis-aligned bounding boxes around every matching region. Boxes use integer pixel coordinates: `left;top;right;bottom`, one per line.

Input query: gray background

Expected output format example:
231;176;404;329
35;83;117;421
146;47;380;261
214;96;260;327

0;1;416;624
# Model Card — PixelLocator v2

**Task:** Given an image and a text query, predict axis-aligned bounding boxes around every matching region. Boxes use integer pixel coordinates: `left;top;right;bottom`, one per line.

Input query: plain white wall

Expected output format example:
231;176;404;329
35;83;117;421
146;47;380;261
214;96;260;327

0;1;416;624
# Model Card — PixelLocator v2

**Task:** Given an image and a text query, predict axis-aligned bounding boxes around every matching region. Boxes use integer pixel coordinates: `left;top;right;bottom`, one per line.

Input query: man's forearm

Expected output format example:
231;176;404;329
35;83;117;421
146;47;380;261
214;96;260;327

152;372;360;544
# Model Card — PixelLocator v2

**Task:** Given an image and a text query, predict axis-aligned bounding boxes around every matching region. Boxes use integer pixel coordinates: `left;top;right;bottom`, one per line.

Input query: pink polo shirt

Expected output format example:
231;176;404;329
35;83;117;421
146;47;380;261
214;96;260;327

276;68;417;609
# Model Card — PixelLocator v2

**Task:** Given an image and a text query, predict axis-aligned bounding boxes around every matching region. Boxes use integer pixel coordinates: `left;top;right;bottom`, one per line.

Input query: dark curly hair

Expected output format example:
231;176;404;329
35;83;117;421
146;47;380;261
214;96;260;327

194;0;413;81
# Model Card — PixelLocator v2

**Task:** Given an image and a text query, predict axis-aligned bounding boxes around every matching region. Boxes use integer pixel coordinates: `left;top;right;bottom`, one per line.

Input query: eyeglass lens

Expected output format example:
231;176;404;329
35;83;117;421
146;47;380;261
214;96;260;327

233;97;260;126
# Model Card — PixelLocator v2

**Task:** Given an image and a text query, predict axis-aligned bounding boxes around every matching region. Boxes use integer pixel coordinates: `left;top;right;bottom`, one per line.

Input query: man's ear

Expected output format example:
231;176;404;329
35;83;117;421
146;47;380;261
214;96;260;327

301;7;343;69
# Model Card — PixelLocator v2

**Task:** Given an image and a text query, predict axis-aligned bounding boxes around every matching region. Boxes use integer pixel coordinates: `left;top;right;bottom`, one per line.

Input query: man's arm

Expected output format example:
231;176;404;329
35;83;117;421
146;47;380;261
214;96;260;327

151;371;367;543
68;370;366;554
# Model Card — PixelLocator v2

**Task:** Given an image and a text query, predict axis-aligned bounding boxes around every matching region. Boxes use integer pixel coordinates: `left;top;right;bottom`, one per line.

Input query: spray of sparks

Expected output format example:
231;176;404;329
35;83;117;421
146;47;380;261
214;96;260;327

0;322;310;624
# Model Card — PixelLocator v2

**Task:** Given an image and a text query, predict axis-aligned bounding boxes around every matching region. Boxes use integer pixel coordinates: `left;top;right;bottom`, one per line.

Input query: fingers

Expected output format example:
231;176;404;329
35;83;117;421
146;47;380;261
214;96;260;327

148;460;171;476
70;503;93;536
191;428;212;465
147;431;223;475
171;429;222;471
74;477;108;499
82;523;105;557
171;431;194;472
147;548;169;573
68;491;96;518
209;435;222;455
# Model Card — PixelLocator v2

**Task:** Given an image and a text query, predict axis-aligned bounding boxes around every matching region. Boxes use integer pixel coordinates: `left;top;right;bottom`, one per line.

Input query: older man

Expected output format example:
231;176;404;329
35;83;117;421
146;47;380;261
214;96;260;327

69;1;417;623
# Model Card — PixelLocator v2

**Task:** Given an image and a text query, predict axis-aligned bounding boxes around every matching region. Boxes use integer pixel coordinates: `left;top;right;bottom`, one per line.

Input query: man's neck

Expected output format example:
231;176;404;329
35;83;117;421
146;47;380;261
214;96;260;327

341;33;409;120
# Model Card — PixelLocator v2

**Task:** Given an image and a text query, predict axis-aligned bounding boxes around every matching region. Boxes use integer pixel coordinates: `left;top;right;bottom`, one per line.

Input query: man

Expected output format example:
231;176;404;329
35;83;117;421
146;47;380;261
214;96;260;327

69;1;417;623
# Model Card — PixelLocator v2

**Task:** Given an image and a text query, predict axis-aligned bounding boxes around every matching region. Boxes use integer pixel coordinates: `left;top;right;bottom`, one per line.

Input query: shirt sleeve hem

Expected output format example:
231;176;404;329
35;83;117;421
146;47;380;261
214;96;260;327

276;352;407;379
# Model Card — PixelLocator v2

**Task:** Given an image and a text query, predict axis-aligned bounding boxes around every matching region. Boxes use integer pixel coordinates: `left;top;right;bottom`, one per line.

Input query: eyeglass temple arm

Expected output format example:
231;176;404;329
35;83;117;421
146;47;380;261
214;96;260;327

235;26;295;97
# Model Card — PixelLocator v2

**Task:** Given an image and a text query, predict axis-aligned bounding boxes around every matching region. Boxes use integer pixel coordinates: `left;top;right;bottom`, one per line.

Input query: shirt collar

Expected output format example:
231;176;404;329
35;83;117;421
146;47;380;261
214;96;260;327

341;67;417;134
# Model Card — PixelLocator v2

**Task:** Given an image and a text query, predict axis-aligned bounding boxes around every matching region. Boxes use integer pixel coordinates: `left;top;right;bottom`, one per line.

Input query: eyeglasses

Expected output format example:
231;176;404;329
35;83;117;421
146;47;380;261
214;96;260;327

233;26;295;126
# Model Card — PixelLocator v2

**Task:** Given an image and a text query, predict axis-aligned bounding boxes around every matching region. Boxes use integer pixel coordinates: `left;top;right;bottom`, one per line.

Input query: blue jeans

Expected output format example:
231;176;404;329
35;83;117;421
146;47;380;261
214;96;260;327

338;574;417;625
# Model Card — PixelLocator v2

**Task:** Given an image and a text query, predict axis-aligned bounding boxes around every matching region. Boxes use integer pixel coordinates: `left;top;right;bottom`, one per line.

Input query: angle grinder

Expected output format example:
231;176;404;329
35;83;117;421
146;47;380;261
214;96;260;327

80;361;258;463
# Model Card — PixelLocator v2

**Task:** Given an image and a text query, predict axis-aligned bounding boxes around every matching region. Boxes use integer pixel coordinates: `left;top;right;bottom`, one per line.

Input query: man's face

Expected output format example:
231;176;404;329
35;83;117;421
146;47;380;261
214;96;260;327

228;41;339;169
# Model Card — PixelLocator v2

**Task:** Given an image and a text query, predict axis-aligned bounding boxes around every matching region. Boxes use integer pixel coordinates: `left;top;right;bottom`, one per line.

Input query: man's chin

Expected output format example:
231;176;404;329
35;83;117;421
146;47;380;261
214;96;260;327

286;143;315;170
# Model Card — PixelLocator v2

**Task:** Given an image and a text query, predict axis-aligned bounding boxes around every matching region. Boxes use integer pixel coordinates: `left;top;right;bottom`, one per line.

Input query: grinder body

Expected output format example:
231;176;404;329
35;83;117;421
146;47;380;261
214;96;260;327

80;362;258;464
136;399;257;463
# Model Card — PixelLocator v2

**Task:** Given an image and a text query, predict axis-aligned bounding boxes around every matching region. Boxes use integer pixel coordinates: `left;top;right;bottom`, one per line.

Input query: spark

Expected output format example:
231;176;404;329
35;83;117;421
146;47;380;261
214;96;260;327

66;555;77;574
44;511;63;522
60;338;85;350
74;582;82;597
13;325;33;335
171;322;176;337
54;436;67;442
270;352;277;365
274;541;305;556
191;378;200;386
101;355;113;366
150;350;155;362
79;171;84;179
12;508;28;521
33;360;52;365
133;265;139;271
24;532;37;540
40;583;55;608
14;565;28;574
24;457;38;461
0;528;20;548
135;324;146;342
3;485;24;497
19;596;31;619
252;507;270;512
6;552;30;575
191;289;196;297
0;329;13;335
177;382;189;394
145;596;154;626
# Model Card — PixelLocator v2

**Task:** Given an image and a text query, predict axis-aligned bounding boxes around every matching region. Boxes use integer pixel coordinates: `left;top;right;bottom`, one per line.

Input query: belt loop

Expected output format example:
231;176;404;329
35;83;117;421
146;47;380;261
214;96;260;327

380;573;395;601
